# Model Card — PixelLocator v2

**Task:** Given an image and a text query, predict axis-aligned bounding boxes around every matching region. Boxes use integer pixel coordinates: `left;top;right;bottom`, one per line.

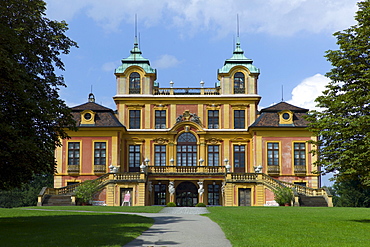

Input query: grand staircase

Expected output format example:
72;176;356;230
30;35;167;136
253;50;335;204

42;195;73;206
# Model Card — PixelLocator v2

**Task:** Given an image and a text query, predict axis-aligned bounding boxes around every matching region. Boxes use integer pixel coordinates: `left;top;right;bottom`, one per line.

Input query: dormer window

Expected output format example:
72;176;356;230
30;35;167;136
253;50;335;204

80;110;96;125
278;110;294;126
234;72;245;94
129;72;141;94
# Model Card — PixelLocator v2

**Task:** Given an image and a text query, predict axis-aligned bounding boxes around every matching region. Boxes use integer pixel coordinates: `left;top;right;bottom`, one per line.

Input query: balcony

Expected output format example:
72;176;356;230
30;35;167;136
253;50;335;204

154;88;220;95
294;165;307;175
67;165;79;174
147;166;226;174
94;165;106;174
267;165;280;176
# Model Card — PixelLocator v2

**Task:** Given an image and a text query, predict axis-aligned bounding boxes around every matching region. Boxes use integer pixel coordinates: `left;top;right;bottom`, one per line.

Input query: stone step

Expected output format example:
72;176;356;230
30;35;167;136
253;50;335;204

299;195;328;207
42;195;73;206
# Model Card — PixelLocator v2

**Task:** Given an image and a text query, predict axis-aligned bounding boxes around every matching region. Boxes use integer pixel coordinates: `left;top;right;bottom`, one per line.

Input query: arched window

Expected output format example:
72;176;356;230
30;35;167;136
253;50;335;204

234;72;245;94
176;132;197;166
129;72;140;94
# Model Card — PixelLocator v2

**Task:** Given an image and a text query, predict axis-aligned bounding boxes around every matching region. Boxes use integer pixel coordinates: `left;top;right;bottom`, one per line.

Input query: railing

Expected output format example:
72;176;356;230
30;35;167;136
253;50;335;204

230;173;258;181
67;165;79;173
294;165;306;174
147;166;226;174
267;165;280;174
94;165;107;173
154;88;220;95
114;173;141;180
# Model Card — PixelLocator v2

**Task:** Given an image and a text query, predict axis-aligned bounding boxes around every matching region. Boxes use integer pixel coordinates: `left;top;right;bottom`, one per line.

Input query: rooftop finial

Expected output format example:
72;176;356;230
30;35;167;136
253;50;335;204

134;14;138;46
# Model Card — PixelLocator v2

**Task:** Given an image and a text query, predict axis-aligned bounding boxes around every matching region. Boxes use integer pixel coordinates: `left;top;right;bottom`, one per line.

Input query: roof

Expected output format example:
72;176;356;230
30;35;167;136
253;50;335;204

71;102;124;128
115;38;156;74
218;37;260;74
250;102;310;128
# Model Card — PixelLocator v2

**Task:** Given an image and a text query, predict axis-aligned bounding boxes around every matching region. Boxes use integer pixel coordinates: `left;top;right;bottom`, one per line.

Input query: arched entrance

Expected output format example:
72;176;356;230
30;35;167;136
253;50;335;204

176;181;198;206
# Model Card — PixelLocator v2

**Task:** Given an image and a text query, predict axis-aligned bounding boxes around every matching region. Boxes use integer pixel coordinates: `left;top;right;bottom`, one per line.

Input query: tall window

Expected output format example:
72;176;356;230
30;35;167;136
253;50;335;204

129;72;140;94
294;143;306;166
129;145;141;172
176;132;197;166
234;72;245;94
208;184;220;205
155;145;166;166
208;145;219;166
234;110;245;129
234;145;245;172
94;142;106;166
155;110;166;129
154;184;166;205
68;142;80;166
208;110;219;129
267;143;279;166
129;110;140;129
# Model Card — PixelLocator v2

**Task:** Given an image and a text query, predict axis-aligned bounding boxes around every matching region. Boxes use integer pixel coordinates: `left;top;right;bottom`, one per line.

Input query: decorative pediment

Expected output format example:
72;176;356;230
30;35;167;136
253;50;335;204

176;110;201;125
205;137;223;144
153;138;169;144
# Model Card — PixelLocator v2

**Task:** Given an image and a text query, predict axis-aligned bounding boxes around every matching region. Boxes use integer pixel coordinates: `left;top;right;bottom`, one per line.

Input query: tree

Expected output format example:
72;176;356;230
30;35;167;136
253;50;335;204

332;176;370;207
306;0;370;187
0;0;77;190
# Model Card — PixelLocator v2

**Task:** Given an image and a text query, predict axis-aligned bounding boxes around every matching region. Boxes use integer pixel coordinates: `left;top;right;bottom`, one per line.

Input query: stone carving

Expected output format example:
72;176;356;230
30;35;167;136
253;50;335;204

175;111;202;125
197;181;204;196
153;138;169;144
148;181;153;193
206;137;222;144
169;182;175;195
221;181;226;194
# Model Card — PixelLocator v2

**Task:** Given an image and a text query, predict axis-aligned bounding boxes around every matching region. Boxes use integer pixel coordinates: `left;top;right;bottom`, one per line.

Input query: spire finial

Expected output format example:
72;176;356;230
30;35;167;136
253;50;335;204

134;14;138;46
281;85;284;102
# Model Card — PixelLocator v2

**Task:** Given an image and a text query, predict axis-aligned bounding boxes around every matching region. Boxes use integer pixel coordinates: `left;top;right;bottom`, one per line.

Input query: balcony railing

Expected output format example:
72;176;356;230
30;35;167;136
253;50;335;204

147;165;226;174
154;88;220;95
294;165;306;175
67;165;79;173
94;165;106;173
267;165;280;175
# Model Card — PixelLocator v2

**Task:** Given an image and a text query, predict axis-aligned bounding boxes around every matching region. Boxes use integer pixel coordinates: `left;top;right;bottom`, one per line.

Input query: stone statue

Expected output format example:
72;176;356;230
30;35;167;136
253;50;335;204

176;115;183;123
169;182;175;195
191;113;201;125
197;181;204;195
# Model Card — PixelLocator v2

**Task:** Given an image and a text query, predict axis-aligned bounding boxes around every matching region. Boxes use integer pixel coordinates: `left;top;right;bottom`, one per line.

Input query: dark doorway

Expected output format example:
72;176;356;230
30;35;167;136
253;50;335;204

176;181;198;206
120;188;133;206
239;188;251;206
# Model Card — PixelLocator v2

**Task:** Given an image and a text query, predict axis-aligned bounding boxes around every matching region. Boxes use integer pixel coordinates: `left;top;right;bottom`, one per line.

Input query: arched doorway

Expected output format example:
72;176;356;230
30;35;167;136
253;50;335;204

176;181;198;206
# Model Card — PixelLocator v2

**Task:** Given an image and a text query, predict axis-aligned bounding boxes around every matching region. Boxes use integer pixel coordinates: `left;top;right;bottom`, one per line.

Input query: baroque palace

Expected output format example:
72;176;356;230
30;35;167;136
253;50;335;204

39;37;333;207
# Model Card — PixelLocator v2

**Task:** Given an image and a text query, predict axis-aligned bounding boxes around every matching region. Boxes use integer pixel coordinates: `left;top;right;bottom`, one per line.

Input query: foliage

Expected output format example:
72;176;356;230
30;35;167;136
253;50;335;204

166;202;176;207
207;207;370;247
273;187;293;205
0;0;77;190
0;208;153;246
75;180;100;203
0;173;53;208
27;206;165;213
195;202;206;207
332;176;370;207
305;1;370;187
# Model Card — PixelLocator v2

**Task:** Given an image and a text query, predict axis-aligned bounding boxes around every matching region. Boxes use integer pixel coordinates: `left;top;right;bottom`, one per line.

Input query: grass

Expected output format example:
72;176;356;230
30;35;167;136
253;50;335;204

26;205;164;213
0;207;157;247
206;207;370;247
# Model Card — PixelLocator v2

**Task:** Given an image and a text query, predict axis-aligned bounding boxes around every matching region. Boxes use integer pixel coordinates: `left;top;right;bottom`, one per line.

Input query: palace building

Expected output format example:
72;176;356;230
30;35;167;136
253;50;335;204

42;37;333;207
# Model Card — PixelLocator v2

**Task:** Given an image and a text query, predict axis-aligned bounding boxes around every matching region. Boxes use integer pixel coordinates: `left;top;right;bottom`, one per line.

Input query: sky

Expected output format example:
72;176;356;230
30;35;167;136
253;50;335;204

44;0;360;186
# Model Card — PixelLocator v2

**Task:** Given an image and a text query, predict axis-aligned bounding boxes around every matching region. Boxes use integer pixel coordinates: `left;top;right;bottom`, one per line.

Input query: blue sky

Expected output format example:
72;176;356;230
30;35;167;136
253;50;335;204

45;0;360;186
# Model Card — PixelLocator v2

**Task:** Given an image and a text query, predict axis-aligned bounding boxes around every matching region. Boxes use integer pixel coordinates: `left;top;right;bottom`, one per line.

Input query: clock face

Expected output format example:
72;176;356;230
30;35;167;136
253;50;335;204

84;113;92;120
282;113;290;120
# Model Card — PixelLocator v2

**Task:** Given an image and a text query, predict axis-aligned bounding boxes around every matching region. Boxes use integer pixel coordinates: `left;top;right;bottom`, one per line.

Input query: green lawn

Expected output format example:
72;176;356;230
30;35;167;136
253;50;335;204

207;207;370;247
0;207;156;247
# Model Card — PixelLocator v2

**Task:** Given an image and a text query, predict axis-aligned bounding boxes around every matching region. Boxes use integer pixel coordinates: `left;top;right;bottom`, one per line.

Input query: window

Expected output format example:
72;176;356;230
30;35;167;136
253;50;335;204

208;145;219;166
208;110;219;129
155;145;166;166
154;184;166;205
94;142;106;166
234;72;245;94
68;142;80;166
234;145;245;172
208;184;220;205
176;132;197;166
129;110;140;129
129;72;140;94
129;145;141;172
294;143;306;166
234;110;245;129
155;110;166;129
267;143;279;166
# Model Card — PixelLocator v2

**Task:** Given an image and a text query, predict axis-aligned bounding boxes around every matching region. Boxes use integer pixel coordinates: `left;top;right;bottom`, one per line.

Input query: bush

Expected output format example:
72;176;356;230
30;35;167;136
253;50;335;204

166;202;176;207
75;180;100;204
195;203;206;207
273;187;293;206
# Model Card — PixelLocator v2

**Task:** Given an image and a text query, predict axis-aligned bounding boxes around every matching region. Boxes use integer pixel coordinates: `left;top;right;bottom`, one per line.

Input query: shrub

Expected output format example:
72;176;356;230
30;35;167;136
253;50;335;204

75;180;100;204
195;203;206;207
166;202;176;207
273;187;293;206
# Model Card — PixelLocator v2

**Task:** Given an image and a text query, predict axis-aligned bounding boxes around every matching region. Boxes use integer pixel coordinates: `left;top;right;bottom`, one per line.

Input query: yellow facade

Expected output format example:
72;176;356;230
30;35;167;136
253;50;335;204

50;38;333;207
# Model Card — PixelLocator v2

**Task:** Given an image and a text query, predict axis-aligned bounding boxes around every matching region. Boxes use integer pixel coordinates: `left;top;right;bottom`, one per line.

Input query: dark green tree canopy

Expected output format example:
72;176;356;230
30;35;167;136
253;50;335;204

0;0;77;189
306;0;370;186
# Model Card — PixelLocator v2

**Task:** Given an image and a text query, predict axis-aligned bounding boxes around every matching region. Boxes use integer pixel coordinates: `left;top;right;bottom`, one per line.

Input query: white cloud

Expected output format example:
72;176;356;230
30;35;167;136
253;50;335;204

45;0;358;36
102;61;119;72
152;54;181;69
287;74;330;110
